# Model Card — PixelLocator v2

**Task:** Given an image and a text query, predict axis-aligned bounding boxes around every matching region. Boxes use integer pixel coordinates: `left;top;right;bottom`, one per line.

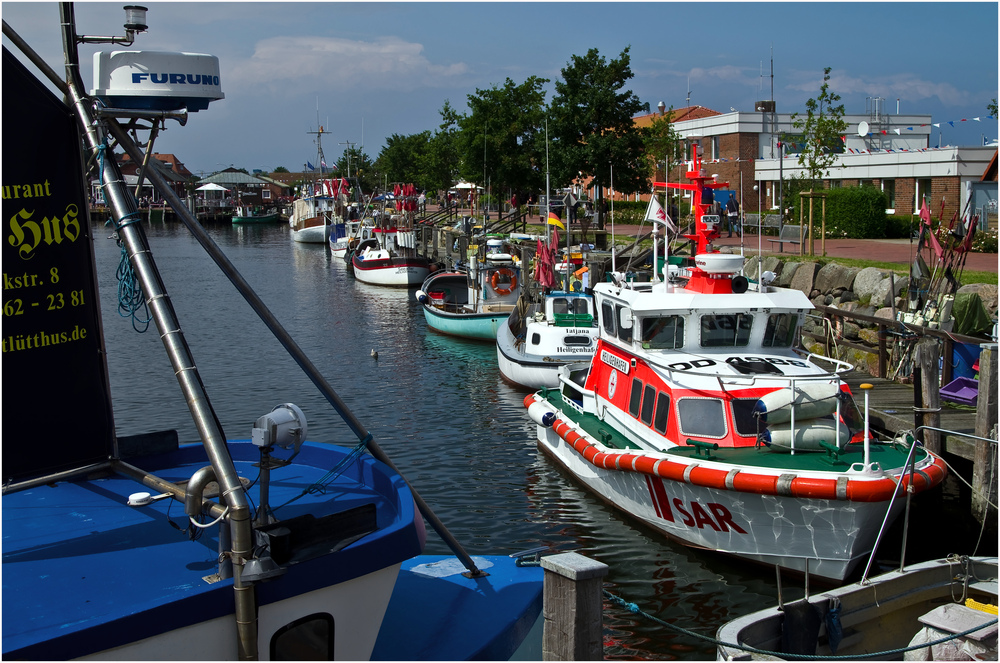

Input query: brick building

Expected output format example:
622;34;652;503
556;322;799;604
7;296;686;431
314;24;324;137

632;106;996;224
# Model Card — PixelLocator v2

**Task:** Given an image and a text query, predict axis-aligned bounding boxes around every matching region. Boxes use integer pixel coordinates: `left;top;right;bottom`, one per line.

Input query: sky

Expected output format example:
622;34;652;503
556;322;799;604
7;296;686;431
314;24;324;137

3;1;998;178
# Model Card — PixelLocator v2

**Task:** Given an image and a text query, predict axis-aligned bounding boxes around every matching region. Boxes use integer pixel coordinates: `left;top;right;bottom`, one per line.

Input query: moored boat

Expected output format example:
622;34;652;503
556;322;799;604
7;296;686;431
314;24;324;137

715;555;998;660
351;185;431;286
522;147;947;583
497;233;599;388
2;10;542;660
497;289;598;389
416;236;523;340
232;204;280;224
289;178;352;243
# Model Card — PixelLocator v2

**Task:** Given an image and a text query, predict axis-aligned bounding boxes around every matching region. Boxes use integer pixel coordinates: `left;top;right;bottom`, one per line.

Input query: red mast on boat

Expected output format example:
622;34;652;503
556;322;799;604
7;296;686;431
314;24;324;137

655;145;736;294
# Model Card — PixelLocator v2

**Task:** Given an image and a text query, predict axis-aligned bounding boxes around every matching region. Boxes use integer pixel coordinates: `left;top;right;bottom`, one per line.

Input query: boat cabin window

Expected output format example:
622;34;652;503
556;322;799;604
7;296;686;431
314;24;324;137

563;335;593;346
531;332;541;345
653;392;671;434
731;397;764;438
641;315;685;350
628;378;643;418
616;305;633;344
601;300;616;336
677;397;727;438
271;613;334;660
553;298;570;315
640;383;656;426
762;313;799;348
700;313;752;347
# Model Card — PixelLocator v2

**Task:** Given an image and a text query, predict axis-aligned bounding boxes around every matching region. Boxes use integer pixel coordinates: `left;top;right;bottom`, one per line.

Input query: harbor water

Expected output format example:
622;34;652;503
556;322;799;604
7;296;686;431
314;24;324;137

92;219;993;660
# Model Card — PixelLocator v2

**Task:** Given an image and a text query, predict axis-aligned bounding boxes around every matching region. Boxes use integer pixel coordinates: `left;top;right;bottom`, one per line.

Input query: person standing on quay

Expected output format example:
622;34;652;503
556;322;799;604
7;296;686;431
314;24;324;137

726;194;740;237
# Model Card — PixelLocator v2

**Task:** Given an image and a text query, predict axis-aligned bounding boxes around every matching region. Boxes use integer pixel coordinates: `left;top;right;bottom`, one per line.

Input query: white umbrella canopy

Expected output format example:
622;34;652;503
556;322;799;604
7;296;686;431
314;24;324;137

452;181;482;190
197;183;230;191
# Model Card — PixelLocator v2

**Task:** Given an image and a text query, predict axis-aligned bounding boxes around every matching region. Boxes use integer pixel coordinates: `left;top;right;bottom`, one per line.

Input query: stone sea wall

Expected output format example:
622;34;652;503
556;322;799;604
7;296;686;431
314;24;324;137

740;256;998;377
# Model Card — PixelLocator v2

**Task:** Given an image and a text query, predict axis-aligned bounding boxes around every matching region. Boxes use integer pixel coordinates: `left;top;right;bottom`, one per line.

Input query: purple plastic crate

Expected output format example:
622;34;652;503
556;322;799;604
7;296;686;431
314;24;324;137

940;377;979;406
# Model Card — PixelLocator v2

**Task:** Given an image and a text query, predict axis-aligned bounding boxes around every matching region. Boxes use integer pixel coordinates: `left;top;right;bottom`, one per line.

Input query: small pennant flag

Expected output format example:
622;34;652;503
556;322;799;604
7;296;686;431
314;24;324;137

547;211;565;230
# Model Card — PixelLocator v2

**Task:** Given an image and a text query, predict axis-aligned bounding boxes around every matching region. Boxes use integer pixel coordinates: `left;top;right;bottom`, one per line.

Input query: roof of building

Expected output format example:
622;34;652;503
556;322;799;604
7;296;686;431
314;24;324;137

118;152;193;178
983;149;998;182
198;170;271;185
633;105;722;128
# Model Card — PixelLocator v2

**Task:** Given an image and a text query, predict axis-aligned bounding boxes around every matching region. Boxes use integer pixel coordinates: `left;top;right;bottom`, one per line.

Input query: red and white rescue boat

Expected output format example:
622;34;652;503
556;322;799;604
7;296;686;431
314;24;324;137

523;148;946;583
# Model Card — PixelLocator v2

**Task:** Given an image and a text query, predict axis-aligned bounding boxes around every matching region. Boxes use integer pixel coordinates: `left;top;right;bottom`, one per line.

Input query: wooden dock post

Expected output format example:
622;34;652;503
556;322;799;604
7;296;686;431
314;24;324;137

913;338;942;454
541;552;609;660
972;346;998;528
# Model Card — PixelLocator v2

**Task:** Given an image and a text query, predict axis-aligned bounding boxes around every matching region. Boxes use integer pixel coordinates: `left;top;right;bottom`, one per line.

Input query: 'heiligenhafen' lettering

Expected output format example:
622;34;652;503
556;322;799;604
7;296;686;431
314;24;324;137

131;73;220;86
2;325;88;352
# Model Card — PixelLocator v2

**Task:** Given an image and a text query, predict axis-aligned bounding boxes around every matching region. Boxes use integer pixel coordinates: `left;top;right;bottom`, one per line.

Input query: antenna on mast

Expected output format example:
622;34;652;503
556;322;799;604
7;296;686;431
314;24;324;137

686;75;691;106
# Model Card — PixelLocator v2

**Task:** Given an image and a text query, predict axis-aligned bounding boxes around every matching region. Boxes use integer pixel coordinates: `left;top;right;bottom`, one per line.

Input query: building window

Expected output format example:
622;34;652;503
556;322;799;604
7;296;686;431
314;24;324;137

711;136;720;161
262;189;272;200
882;180;895;210
916;179;932;210
829;180;843;189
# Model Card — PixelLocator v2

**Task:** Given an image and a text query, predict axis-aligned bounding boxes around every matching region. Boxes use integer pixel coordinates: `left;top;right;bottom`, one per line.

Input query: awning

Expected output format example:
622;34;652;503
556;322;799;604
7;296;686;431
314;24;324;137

197;183;230;191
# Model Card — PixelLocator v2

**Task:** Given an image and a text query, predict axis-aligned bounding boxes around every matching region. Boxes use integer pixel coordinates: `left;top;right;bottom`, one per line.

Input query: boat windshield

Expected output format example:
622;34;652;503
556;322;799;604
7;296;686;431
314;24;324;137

762;313;798;347
701;313;752;347
641;315;685;350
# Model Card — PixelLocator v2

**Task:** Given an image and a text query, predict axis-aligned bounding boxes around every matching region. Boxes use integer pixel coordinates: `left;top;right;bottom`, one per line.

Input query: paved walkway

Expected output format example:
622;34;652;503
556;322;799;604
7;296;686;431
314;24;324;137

610;224;998;274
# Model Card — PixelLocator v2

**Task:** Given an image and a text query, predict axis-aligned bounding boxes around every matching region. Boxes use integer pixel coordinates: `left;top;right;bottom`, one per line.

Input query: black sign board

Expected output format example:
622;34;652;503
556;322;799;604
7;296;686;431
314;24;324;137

3;47;115;483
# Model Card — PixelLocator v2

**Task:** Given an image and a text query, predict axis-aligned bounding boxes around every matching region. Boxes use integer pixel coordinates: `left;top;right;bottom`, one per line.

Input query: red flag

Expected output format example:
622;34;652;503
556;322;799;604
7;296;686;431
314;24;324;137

927;226;944;261
918;199;932;227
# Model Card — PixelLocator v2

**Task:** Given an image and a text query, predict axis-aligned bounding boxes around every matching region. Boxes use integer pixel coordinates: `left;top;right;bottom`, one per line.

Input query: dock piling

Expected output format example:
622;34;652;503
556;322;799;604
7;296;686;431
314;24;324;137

541;552;609;661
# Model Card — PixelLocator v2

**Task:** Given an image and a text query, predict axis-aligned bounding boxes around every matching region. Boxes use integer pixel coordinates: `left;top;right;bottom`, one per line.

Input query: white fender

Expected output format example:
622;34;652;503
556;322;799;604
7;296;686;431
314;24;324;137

754;382;841;424
527;401;556;428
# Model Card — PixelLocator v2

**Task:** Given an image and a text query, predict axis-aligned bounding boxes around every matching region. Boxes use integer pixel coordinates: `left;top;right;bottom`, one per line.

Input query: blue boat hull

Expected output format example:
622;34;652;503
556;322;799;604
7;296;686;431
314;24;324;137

422;304;511;340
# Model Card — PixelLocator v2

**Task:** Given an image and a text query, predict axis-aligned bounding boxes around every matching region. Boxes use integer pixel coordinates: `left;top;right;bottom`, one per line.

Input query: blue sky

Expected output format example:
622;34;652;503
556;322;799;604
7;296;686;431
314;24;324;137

4;2;997;177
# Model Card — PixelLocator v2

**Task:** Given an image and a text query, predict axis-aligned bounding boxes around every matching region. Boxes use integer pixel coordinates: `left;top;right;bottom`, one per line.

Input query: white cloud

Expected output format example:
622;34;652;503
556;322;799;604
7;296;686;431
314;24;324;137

226;35;469;93
786;70;969;108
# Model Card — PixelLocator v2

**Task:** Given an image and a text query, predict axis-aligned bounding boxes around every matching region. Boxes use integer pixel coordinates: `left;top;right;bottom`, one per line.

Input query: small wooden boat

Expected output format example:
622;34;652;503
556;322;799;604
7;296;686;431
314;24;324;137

231;205;279;224
716;555;998;660
417;237;522;340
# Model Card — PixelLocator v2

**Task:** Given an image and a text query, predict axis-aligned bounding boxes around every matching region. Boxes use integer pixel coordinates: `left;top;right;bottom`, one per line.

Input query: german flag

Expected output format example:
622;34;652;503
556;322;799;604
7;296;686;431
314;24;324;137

547;211;565;230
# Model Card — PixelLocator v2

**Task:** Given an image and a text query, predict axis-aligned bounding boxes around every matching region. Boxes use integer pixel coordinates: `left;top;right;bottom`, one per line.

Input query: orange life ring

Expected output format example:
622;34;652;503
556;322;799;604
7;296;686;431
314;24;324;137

490;268;517;296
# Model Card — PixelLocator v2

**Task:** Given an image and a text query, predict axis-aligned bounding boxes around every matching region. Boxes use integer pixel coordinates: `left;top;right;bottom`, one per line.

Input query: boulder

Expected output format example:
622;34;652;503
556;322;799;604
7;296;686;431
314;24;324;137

815;264;860;294
774;262;799;288
858;327;881;345
872;275;907;307
840;290;857;303
789;262;820;295
874;307;896;321
853;267;886;302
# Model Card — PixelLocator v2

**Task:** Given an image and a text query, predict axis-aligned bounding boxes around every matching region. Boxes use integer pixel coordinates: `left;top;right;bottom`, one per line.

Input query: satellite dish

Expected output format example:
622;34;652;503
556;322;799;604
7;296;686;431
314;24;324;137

858;121;869;137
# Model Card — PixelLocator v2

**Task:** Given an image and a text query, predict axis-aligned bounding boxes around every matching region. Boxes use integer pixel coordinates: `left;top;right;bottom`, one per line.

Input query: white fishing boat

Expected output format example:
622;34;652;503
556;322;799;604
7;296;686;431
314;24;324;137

2;9;542;660
716;555;998;660
523;147;947;583
496;229;599;387
416;237;522;340
497;289;598;389
289;178;351;244
351;184;431;287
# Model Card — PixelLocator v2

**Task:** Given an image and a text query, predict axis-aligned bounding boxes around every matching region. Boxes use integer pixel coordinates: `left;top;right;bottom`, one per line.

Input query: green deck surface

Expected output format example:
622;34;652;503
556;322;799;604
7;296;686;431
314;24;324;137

537;388;925;472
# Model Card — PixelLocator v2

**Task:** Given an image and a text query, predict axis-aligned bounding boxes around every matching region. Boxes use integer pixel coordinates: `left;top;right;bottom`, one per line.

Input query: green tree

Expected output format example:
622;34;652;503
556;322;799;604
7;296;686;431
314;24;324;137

988;98;998;118
272;166;289;174
643;108;684;184
423;100;463;193
374;131;432;191
457;76;549;201
791;67;847;189
549;47;650;219
335;146;376;193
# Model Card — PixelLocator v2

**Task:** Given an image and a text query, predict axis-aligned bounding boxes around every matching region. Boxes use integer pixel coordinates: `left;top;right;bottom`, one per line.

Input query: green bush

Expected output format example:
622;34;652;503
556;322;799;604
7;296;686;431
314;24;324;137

824;186;887;238
972;229;998;253
885;215;915;239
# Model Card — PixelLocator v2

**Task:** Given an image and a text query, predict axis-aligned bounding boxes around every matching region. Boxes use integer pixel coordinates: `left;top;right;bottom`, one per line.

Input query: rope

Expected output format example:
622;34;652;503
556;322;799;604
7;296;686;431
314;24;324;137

111;218;152;333
96;138;152;333
603;589;998;660
272;434;373;513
